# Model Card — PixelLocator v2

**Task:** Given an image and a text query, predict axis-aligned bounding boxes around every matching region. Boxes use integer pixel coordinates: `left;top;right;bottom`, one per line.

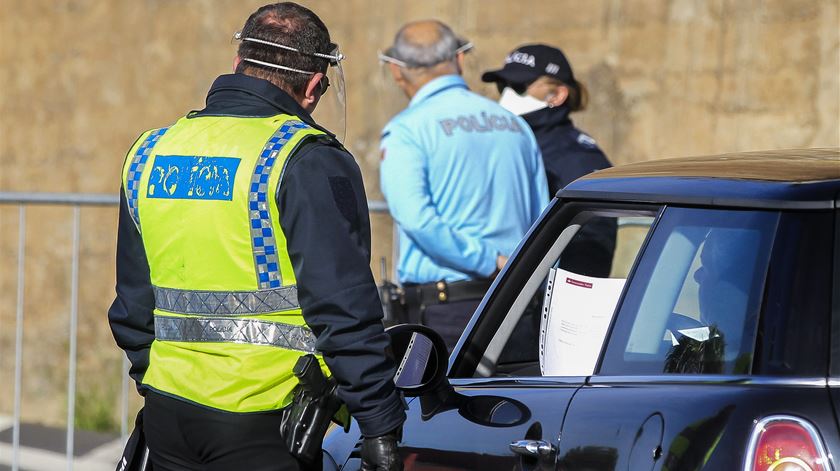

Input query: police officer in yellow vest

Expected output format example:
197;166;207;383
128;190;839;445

108;3;405;470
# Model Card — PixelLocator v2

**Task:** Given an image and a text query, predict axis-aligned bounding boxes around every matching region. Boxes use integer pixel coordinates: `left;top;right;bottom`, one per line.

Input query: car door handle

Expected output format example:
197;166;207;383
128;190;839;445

509;439;555;458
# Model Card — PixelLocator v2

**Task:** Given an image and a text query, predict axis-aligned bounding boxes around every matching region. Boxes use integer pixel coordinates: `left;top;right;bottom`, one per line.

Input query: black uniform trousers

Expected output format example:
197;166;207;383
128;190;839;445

143;390;304;471
408;299;482;352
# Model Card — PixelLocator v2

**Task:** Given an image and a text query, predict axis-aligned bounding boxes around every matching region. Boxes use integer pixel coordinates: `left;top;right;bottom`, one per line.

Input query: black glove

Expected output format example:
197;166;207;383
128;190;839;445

361;428;402;471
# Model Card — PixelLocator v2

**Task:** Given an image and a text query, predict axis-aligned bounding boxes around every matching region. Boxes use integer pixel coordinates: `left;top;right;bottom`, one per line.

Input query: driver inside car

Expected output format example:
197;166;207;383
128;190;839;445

695;229;757;352
666;228;758;373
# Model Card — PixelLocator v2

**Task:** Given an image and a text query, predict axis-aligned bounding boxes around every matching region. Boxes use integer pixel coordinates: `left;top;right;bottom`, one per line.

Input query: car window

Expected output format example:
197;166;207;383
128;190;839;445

600;207;779;376
834;208;840;378
756;212;833;376
476;208;656;378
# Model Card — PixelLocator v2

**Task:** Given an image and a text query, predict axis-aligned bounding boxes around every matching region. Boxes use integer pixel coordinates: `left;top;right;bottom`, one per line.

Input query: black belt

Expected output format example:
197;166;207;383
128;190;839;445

402;279;492;307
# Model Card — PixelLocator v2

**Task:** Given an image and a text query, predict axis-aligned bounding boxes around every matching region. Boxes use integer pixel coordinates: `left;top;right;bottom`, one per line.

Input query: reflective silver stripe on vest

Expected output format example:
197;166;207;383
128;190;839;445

153;285;299;315
155;316;316;353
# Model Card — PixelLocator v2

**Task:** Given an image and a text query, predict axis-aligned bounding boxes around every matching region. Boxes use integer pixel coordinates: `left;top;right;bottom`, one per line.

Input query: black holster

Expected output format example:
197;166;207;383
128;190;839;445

280;354;343;467
379;280;407;326
116;408;153;471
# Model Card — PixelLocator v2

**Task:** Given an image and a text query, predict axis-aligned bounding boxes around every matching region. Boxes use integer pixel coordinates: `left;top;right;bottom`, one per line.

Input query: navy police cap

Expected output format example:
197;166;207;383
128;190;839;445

481;44;575;86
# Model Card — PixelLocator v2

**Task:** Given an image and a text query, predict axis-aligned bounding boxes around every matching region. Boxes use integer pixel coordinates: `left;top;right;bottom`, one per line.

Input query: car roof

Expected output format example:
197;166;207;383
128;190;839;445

561;148;840;210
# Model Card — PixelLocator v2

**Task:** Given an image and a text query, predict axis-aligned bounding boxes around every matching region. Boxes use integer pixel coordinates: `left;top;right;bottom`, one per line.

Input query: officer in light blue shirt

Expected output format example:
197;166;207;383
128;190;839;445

378;20;549;348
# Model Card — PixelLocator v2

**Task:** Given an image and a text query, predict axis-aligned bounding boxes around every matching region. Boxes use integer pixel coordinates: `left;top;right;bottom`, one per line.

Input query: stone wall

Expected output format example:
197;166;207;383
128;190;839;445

0;0;837;428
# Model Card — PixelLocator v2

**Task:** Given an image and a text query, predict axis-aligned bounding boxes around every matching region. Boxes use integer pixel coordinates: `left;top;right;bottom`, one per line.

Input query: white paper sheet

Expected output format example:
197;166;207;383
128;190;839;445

539;268;627;376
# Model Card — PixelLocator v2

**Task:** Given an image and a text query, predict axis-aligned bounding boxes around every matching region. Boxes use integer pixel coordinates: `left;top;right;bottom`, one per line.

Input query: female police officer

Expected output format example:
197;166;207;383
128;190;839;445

482;44;615;278
482;44;611;195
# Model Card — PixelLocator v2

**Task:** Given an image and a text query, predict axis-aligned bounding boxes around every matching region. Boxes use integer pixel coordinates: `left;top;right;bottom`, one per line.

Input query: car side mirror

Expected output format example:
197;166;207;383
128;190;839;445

386;324;449;397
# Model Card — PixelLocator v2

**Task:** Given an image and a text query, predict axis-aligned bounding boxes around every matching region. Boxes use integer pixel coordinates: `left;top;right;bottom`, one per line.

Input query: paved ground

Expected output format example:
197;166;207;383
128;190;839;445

0;416;124;471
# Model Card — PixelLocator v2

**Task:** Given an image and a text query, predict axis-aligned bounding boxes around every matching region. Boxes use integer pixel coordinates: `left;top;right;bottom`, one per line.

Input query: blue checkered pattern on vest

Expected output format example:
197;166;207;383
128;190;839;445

126;128;169;230
249;120;309;289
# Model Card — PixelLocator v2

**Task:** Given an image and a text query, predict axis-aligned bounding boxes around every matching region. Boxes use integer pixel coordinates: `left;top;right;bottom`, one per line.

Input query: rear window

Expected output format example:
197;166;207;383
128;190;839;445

600;207;778;375
755;212;833;376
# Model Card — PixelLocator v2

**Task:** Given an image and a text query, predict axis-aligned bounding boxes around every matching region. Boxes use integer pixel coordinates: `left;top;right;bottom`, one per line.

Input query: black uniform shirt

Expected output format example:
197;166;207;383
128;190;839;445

108;73;406;438
522;105;611;195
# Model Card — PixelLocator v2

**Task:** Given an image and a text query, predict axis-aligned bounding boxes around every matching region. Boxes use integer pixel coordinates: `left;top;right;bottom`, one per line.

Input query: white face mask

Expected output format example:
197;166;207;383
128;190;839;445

498;87;548;115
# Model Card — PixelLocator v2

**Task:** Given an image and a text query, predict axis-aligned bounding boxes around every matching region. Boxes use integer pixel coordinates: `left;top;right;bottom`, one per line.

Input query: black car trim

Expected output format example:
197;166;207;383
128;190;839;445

586;375;828;387
747;213;783;376
560;189;834;210
448;376;589;388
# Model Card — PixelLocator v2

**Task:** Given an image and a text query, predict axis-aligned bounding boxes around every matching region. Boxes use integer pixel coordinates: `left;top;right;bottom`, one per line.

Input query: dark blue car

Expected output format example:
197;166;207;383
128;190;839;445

325;148;840;471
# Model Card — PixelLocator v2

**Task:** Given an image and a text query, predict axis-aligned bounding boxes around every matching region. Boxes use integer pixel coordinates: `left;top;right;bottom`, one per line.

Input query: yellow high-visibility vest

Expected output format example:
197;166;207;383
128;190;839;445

122;113;326;412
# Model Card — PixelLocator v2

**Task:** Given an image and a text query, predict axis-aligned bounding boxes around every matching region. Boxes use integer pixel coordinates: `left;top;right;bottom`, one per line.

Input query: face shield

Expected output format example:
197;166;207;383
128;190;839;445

311;43;347;142
234;33;347;142
377;40;474;70
376;40;473;101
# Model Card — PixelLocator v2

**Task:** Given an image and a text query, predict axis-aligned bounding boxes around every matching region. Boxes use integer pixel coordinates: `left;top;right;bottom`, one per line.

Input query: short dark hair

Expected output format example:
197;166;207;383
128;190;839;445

541;77;588;112
235;3;331;97
565;80;588;112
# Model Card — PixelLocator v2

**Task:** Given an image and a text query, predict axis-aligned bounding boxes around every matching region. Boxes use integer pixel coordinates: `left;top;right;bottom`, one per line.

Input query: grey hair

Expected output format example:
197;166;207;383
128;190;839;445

386;21;464;68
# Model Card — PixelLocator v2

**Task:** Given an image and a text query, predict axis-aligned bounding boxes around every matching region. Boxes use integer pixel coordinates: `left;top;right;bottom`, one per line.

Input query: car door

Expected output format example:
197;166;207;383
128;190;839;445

556;207;839;470
357;201;659;471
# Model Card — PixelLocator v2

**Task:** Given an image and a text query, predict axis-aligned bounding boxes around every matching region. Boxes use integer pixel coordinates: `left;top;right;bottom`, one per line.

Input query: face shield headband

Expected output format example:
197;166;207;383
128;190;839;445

233;31;345;75
233;31;348;142
377;42;473;69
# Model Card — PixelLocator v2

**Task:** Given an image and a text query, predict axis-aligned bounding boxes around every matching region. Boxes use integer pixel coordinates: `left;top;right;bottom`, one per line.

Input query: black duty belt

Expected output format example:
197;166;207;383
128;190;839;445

402;279;492;307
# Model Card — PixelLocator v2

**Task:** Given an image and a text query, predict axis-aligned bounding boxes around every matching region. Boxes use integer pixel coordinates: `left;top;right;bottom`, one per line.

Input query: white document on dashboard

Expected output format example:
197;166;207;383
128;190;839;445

539;268;627;376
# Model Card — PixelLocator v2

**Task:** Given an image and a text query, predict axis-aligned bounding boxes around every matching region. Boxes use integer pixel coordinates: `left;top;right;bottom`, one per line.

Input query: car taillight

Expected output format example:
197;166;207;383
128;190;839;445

745;416;832;471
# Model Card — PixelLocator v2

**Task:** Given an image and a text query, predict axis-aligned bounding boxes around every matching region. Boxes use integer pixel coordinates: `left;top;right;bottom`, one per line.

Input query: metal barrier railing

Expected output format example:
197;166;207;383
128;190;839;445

0;191;390;471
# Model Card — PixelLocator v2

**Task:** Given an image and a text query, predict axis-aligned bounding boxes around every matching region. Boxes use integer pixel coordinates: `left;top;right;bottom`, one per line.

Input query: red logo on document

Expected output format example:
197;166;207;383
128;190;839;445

566;277;593;289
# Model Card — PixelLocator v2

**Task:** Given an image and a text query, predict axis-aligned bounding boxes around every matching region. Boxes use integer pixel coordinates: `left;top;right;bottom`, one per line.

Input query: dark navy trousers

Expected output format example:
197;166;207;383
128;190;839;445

143;391;305;471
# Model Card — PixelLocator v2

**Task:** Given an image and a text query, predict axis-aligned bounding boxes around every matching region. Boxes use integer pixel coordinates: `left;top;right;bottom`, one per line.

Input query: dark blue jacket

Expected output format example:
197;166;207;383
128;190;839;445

522;105;611;195
108;74;405;438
